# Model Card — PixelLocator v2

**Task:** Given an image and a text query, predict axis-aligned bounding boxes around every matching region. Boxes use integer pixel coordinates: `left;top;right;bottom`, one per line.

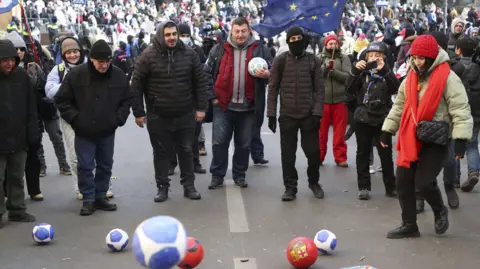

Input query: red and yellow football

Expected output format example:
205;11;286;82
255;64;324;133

178;237;204;269
286;237;318;269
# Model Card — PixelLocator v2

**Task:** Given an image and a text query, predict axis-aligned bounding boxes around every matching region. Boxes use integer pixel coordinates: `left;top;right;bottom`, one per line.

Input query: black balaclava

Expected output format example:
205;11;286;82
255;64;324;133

286;26;305;56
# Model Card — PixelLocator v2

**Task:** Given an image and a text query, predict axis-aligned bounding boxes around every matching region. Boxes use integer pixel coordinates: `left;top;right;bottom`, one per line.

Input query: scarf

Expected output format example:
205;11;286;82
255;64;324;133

395;62;450;168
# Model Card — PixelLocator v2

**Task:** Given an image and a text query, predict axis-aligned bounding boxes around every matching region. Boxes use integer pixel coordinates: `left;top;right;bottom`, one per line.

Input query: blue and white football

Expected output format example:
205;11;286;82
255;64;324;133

132;216;187;269
248;57;268;77
314;229;337;255
32;223;55;245
106;228;129;251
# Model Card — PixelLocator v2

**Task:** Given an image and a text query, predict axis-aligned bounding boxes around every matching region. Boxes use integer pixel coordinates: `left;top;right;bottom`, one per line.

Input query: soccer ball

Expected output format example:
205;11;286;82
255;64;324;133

32;223;55;245
286;237;318;269
248;57;268;77
106;228;129;252
178;237;204;269
132;216;188;269
314;229;337;255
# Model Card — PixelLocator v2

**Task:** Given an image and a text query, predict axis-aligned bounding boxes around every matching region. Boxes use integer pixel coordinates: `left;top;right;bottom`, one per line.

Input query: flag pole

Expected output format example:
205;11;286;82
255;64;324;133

19;0;39;64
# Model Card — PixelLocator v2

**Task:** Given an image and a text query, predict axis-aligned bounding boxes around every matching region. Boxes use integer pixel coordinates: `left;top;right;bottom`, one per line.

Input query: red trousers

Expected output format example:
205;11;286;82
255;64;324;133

319;103;348;163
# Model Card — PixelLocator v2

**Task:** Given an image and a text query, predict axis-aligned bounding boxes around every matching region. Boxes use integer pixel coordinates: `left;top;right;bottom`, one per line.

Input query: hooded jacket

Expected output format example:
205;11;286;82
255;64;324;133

0;40;39;154
131;21;207;118
448;18;465;51
45;37;85;100
382;48;473;140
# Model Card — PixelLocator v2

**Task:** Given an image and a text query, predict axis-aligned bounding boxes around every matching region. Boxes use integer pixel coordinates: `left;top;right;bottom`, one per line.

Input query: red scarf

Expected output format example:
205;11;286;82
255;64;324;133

396;62;450;168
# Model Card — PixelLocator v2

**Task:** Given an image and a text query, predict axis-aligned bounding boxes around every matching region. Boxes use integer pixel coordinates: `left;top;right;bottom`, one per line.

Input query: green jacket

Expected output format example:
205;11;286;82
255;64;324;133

320;50;351;104
382;49;473;140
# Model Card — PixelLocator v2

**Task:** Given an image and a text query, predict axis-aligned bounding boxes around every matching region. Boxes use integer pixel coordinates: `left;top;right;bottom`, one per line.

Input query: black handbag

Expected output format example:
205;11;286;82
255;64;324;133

411;107;449;146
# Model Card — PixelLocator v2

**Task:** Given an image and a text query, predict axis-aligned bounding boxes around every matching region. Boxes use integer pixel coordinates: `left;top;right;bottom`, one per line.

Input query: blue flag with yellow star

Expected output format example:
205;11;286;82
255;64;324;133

252;0;346;38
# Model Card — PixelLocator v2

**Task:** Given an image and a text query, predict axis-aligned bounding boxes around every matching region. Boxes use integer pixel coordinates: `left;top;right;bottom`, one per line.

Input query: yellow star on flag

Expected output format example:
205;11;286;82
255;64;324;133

324;12;330;17
312;15;318;20
290;2;297;10
334;1;339;7
299;16;304;20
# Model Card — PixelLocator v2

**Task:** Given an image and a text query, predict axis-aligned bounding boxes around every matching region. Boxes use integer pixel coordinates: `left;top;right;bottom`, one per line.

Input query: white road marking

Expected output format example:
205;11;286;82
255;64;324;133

234;258;258;269
225;179;249;233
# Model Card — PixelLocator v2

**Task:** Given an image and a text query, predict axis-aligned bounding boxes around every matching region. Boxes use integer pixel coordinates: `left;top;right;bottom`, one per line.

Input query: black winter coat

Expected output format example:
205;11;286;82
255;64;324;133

55;61;132;139
130;21;208;118
0;67;39;154
346;64;400;126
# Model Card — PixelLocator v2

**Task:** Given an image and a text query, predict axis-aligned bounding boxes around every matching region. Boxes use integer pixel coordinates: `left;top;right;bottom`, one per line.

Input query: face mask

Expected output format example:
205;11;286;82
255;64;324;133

180;37;192;46
288;40;305;56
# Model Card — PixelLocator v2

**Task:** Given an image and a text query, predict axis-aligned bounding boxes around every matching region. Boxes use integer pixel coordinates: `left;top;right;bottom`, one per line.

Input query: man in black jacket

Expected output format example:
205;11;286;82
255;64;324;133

131;21;208;203
55;40;132;216
0;40;38;227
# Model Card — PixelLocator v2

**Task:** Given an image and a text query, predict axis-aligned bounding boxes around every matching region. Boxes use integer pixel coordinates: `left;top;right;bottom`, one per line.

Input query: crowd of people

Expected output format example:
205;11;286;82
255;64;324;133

1;0;480;241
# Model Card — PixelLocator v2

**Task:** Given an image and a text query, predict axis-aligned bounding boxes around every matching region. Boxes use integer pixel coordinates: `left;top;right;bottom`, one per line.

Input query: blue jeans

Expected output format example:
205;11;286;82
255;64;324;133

210;106;255;181
467;123;480;173
250;116;264;161
75;134;115;202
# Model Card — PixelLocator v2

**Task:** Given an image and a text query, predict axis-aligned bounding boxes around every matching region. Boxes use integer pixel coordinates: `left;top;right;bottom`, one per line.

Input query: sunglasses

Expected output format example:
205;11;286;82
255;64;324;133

16;47;26;52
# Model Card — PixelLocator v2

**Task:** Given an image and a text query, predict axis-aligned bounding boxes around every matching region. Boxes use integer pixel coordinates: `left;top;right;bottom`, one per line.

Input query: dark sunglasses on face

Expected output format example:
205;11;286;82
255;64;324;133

16;47;26;52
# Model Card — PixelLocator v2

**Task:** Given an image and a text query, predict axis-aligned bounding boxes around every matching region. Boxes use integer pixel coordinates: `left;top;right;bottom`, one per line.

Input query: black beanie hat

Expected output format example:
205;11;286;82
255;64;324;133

404;27;415;39
286;26;304;43
89;40;112;60
429;31;448;51
178;23;191;36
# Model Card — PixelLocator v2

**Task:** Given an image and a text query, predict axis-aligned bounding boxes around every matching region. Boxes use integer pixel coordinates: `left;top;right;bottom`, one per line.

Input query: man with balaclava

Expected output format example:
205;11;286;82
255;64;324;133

131;21;208;203
267;26;325;201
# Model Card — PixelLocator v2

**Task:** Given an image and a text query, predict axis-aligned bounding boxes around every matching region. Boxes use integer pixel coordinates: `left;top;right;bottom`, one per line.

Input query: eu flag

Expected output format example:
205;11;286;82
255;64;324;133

253;0;346;38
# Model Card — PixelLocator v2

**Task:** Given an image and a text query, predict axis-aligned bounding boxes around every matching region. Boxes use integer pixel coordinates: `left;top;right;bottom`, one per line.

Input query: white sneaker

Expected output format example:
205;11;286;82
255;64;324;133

107;177;115;198
377;166;383;172
369;165;376;174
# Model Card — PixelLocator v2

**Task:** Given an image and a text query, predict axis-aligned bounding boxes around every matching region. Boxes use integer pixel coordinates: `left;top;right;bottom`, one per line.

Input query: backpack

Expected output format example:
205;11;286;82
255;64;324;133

461;60;480;118
58;63;66;83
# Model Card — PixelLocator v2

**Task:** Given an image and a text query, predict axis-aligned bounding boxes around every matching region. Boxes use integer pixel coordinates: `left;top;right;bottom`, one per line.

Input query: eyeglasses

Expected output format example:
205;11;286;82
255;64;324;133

16;47;26;52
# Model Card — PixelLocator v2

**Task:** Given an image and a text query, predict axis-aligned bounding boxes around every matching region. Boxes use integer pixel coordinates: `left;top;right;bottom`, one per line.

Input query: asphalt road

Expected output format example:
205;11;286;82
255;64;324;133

1;118;479;269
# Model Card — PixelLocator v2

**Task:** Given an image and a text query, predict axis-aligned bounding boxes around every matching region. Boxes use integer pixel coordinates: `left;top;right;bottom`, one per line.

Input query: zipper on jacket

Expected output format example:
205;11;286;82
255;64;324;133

236;50;243;102
295;56;299;110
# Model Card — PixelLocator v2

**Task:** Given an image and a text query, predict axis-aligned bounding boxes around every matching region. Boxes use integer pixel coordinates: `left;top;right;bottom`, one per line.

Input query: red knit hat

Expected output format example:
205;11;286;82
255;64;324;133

324;34;339;46
410;35;439;59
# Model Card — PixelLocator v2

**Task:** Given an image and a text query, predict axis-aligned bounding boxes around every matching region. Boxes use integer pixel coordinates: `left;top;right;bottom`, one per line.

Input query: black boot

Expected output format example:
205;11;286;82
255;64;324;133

194;163;206;174
282;188;297;201
416;198;425;214
95;198;117;211
434;206;449;235
0;214;3;229
253;158;269;165
184;185;201;200
80;201;95;216
387;223;420;239
308;183;324;199
168;167;175;176
154;186;169;203
444;185;459;209
385;189;398;198
208;178;224;189
8;211;36;222
234;178;248;188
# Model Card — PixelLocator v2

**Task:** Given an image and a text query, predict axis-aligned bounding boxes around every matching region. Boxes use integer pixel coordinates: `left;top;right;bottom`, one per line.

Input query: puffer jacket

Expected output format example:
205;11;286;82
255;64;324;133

396;35;416;66
267;51;325;119
320;49;351;104
382;48;473;140
131;20;207;118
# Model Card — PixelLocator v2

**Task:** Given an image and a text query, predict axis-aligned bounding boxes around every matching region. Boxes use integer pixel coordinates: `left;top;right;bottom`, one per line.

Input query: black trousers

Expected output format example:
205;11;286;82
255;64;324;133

355;123;396;192
396;143;447;224
279;116;320;190
147;111;196;188
3;143;42;197
170;121;202;168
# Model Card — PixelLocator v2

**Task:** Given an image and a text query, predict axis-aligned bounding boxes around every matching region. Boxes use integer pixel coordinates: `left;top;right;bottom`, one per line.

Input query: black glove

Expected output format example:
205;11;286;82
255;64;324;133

268;116;276;133
312;116;321;131
379;132;392;148
454;139;466;159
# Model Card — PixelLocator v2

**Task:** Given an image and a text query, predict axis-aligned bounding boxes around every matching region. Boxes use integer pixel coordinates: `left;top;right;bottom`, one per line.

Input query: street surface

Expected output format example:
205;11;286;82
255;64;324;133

1;118;479;269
